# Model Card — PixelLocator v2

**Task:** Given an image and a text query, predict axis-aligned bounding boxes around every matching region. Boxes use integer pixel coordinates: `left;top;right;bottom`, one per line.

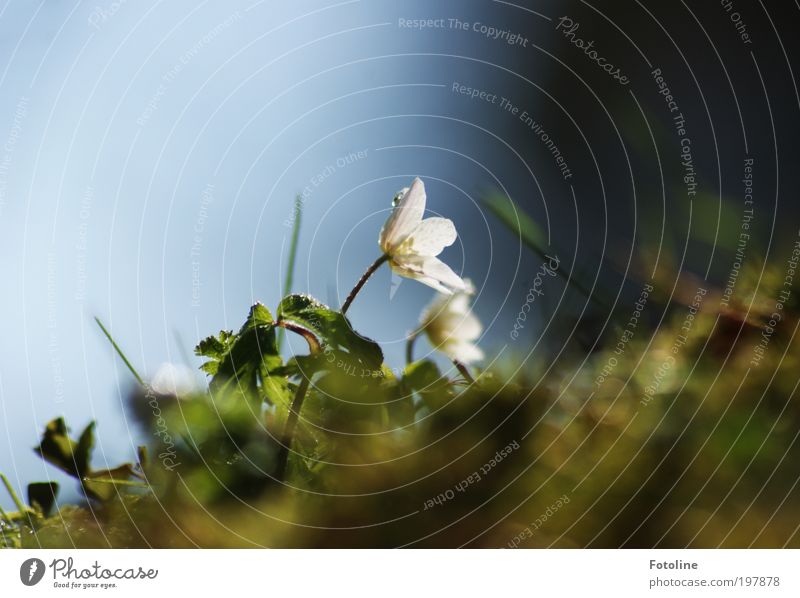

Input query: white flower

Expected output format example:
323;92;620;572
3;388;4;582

420;281;483;363
379;177;466;295
151;362;200;396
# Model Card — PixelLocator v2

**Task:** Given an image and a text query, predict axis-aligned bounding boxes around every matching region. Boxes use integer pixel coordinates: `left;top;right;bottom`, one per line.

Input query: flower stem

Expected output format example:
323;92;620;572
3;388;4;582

453;360;476;385
341;254;389;314
276;320;321;354
274;376;311;482
405;332;419;365
274;320;321;482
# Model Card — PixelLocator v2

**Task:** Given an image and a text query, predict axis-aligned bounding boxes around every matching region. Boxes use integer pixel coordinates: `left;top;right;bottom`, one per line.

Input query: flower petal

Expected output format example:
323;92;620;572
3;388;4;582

419;293;451;326
422;297;481;343
395;217;458;256
426;311;481;346
416;256;467;292
390;262;453;294
444;311;483;341
401;217;457;257
379;177;426;253
390;255;466;293
442;341;484;364
445;292;472;316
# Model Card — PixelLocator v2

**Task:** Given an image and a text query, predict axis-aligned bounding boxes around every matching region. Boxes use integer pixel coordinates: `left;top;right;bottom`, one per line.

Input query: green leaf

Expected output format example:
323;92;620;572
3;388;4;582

75;422;96;478
33;418;82;478
260;375;292;410
33;418;140;502
196;303;289;406
195;330;236;376
403;360;453;411
27;482;58;517
83;464;143;502
81;477;149;488
278;293;383;370
276;293;326;330
240;302;274;331
404;360;448;391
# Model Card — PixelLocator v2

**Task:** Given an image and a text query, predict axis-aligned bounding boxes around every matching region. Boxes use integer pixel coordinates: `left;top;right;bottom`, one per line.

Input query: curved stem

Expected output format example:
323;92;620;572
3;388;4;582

453;360;476;385
276;320;321;354
405;331;419;365
274;377;311;482
341;254;389;314
274;320;321;482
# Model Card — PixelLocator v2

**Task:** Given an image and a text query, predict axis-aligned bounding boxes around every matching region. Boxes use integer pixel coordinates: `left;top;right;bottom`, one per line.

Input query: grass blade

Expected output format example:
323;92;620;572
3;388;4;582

0;473;27;515
94;317;145;386
482;190;550;261
0;503;14;526
482;191;609;310
82;477;150;488
278;195;303;350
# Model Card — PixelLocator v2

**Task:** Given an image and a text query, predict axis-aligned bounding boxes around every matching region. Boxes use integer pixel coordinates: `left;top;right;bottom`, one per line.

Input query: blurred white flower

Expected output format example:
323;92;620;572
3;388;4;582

420;281;483;364
379;177;466;295
151;362;200;396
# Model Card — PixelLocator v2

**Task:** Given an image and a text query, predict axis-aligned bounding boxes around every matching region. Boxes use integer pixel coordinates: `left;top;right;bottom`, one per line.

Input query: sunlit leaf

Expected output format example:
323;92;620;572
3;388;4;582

196;303;290;406
278;293;383;370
